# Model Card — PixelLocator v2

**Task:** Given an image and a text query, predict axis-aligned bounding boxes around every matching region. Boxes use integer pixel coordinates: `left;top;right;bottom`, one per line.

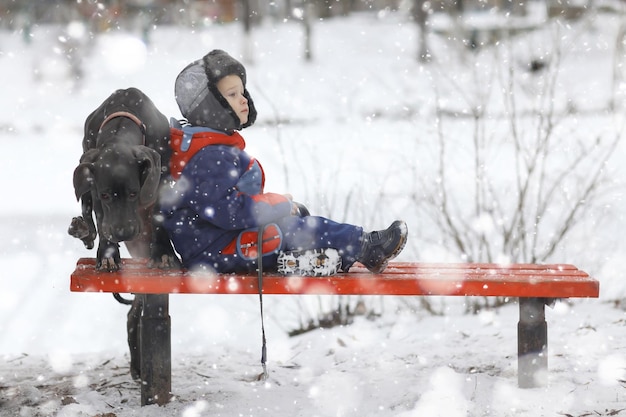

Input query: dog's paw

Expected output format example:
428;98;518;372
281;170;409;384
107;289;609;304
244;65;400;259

147;254;182;270
96;257;121;272
68;216;96;249
68;216;90;239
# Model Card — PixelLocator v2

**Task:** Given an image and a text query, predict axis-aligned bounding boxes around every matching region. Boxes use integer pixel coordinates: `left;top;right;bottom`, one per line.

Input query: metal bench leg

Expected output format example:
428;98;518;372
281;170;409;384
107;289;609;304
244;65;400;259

140;294;172;405
518;297;547;388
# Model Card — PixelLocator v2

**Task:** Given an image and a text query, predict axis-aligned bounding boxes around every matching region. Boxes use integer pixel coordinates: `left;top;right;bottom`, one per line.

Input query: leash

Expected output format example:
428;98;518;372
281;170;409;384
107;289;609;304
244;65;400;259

256;223;269;381
255;205;309;381
112;292;134;305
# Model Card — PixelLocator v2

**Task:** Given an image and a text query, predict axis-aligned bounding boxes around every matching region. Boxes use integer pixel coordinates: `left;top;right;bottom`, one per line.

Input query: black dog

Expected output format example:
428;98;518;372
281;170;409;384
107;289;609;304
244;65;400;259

69;87;179;271
69;88;180;380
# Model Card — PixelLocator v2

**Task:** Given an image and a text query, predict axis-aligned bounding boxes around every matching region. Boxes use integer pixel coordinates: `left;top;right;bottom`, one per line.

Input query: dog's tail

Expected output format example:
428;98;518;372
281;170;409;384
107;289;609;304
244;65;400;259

113;293;134;305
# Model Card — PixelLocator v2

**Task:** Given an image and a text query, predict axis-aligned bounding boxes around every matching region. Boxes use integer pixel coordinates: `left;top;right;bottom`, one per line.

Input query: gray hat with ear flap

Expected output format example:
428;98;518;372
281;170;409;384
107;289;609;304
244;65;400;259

175;49;257;133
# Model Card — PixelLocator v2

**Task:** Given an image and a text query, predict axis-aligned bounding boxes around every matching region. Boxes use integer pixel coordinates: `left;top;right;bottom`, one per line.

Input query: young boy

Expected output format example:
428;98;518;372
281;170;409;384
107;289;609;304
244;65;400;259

160;49;407;276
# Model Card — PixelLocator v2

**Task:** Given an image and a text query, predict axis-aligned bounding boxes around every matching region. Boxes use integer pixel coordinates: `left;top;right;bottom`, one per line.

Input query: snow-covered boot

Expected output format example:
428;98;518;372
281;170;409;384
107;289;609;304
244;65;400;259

277;248;342;277
357;220;408;273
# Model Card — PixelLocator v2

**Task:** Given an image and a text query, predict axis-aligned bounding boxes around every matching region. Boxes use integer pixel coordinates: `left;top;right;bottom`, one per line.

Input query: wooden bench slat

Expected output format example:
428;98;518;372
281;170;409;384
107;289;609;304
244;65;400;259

70;258;599;298
383;261;582;271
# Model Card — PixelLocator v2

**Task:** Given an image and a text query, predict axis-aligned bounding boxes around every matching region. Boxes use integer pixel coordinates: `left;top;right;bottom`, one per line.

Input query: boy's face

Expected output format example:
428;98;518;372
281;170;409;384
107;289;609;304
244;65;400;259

217;75;249;125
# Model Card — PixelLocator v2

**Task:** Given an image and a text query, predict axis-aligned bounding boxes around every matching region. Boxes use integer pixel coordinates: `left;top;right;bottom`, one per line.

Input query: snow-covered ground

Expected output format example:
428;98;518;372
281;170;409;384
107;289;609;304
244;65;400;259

2;8;626;416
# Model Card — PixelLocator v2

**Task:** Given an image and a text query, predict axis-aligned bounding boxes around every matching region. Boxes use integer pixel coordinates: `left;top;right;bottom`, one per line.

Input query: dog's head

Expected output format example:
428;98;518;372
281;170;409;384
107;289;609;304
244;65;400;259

73;145;161;243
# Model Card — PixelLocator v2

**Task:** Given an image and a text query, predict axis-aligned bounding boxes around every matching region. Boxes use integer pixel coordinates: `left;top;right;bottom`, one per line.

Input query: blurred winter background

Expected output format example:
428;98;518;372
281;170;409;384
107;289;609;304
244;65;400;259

1;0;626;415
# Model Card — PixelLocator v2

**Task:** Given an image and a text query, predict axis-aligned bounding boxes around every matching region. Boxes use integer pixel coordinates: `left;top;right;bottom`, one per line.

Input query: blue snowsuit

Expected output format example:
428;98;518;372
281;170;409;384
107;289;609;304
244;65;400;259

160;123;364;273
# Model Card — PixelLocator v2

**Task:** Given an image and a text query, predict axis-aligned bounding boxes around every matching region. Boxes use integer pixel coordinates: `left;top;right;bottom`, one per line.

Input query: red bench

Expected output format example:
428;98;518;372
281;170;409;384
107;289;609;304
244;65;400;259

70;258;599;406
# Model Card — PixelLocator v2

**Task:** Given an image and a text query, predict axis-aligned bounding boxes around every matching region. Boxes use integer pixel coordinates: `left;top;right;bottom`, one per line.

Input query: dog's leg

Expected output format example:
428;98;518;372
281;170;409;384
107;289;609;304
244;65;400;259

127;294;143;381
148;227;180;269
95;238;121;271
93;198;122;271
126;203;180;269
80;193;97;247
148;207;181;269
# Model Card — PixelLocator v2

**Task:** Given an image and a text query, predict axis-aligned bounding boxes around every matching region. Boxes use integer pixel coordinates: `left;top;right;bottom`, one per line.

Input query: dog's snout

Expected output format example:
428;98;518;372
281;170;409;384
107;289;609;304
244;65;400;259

106;223;140;242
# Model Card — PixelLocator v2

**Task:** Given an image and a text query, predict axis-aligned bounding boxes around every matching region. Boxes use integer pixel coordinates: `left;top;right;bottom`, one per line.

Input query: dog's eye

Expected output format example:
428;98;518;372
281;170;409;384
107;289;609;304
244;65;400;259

129;192;138;199
100;193;110;201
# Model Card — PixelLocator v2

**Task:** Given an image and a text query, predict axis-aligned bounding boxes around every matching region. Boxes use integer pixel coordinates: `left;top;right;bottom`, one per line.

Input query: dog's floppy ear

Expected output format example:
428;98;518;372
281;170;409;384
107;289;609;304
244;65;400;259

73;150;100;201
134;145;162;206
73;163;95;201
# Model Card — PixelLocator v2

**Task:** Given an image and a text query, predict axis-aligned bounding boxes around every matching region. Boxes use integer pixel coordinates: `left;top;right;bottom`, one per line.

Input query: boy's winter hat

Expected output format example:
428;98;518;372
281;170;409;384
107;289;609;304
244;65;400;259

175;49;257;133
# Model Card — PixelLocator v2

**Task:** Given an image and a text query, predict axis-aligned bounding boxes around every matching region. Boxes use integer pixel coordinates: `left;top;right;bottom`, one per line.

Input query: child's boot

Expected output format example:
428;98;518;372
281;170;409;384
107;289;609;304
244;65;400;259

357;220;408;273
